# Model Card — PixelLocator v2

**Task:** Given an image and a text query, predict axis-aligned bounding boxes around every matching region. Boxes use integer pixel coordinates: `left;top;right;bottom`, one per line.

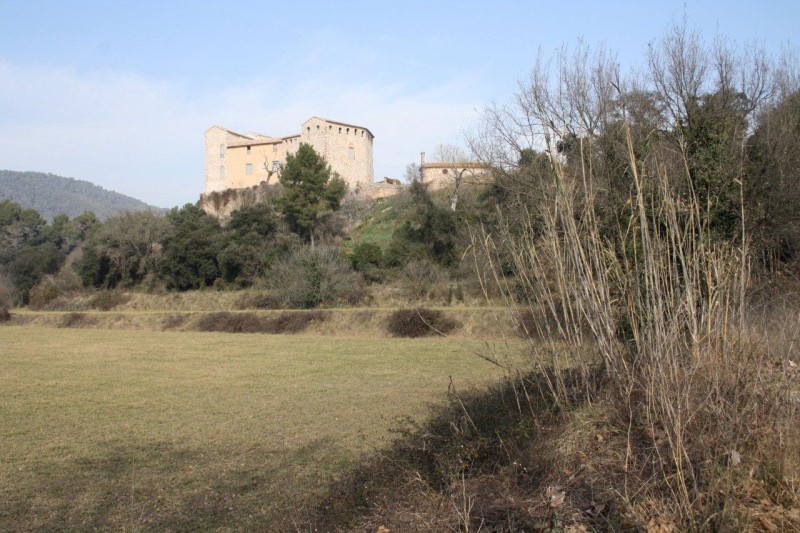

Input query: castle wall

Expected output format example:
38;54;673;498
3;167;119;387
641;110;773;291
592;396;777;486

420;164;491;190
224;141;285;189
299;117;374;190
203;118;374;196
204;126;254;193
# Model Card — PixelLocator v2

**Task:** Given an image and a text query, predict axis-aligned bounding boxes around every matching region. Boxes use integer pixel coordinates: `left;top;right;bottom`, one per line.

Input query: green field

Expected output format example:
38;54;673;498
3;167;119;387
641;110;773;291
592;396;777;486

0;326;504;530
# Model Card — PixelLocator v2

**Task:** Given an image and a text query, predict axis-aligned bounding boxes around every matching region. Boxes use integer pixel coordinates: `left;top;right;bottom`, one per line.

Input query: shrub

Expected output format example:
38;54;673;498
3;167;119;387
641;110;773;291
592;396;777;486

193;311;327;334
399;259;450;302
269;246;364;308
194;312;267;333
89;291;130;311
27;277;61;310
387;308;459;337
350;242;384;282
265;310;327;333
60;312;90;328
0;307;10;322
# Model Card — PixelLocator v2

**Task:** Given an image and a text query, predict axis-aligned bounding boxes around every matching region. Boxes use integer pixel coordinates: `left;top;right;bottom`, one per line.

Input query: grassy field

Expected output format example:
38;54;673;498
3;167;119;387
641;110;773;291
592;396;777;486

0;326;507;530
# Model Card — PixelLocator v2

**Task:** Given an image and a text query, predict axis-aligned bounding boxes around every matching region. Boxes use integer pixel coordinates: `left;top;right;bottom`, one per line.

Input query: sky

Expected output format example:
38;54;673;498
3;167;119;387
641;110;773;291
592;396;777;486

0;1;797;208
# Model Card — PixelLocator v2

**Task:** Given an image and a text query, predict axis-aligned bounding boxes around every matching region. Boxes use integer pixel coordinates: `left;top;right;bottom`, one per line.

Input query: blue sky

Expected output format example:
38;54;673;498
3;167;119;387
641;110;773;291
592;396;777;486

0;0;797;208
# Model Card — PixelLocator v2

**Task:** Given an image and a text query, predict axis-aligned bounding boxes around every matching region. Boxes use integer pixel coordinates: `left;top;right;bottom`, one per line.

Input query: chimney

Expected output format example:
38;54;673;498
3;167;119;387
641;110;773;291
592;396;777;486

420;151;426;165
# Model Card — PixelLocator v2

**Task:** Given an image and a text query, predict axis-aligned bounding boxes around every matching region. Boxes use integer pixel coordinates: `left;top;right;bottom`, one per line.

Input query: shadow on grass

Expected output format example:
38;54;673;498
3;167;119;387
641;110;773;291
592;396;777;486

1;437;348;531
308;370;584;531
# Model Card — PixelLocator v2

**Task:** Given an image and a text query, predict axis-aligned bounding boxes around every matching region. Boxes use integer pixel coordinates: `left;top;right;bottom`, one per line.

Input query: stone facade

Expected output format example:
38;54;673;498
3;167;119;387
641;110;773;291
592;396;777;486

418;152;491;190
204;117;374;195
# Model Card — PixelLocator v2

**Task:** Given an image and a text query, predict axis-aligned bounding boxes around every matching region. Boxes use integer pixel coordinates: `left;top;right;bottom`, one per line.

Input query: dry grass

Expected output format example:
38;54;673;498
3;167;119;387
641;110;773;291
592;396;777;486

6;306;518;339
0;326;505;530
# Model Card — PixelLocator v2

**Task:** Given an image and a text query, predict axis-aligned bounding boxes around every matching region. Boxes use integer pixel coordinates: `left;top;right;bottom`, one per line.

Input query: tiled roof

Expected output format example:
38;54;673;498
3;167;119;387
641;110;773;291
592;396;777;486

227;136;284;148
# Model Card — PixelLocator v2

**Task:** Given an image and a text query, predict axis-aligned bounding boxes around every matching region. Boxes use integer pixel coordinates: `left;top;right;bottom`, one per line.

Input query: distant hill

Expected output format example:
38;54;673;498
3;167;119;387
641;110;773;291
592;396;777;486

0;170;167;220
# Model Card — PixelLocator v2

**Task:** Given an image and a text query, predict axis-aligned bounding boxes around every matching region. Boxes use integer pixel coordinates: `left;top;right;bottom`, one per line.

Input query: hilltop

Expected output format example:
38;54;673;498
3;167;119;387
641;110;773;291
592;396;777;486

0;170;166;220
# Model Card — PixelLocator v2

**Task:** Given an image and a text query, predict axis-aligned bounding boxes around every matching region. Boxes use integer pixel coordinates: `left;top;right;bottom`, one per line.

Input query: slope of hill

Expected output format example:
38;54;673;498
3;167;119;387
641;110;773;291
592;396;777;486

0;170;167;220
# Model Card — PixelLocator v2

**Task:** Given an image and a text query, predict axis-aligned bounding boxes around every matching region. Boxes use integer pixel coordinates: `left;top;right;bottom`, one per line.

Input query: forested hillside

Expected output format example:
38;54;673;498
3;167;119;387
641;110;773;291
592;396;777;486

0;170;166;220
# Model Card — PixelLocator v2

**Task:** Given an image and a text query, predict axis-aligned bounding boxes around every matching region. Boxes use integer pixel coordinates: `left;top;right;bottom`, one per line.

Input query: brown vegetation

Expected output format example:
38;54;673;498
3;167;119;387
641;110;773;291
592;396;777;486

193;310;328;334
387;308;460;338
311;24;800;531
89;291;131;311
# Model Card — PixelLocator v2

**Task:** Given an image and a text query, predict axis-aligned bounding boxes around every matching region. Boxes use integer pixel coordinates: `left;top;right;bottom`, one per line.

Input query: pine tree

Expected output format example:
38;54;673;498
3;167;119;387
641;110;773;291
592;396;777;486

277;143;347;244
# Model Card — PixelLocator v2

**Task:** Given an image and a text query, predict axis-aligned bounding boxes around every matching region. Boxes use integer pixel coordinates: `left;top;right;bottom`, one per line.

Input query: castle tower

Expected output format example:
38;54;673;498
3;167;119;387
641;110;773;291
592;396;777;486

299;117;374;190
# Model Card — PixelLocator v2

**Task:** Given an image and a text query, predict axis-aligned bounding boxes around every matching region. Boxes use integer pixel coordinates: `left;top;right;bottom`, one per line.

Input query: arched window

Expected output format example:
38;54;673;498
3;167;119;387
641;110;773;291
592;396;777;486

219;165;225;180
219;144;225;158
348;146;355;160
246;163;253;175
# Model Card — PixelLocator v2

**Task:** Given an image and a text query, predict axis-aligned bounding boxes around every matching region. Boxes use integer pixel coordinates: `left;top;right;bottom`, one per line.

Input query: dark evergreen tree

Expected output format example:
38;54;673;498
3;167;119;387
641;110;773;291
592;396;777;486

276;143;347;243
160;204;223;290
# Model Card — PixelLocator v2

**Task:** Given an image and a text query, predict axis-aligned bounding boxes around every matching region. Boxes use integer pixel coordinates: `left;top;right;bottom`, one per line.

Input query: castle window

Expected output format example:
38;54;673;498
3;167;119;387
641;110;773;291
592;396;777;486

219;165;225;180
219;144;225;158
273;144;278;152
246;163;253;175
329;125;332;130
348;147;355;160
442;169;449;175
246;146;251;155
272;161;280;171
307;127;310;133
338;127;342;134
346;128;350;134
316;125;320;130
361;131;364;137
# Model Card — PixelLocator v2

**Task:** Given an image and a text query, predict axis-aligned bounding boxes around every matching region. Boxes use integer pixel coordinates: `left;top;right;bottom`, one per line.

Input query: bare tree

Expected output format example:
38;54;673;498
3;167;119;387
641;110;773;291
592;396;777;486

403;162;421;183
433;143;481;211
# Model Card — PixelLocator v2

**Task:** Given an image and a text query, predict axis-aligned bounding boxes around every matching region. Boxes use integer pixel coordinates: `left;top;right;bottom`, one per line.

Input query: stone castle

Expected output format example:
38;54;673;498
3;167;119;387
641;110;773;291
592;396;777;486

204;117;375;195
201;116;490;218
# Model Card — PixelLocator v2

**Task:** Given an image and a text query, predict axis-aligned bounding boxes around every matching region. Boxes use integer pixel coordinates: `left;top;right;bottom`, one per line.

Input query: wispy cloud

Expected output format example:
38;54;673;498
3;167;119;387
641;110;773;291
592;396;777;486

0;60;484;207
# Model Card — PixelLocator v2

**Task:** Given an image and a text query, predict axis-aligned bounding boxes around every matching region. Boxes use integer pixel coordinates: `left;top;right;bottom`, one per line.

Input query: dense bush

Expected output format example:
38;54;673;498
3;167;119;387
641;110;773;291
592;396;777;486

389;182;459;268
160;204;223;290
0;307;10;322
386;308;459;337
269;246;364;308
350;242;384;282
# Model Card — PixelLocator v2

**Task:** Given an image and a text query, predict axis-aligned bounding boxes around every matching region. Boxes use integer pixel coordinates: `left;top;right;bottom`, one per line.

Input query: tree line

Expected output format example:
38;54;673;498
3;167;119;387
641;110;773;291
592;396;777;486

0;143;467;309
